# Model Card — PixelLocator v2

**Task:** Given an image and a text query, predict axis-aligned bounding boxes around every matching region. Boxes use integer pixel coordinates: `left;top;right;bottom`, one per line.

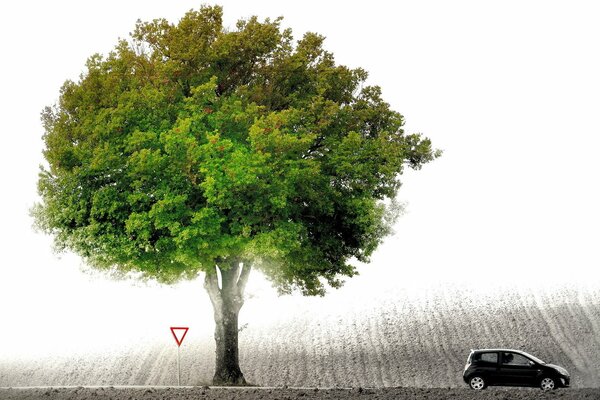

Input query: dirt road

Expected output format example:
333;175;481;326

0;387;598;400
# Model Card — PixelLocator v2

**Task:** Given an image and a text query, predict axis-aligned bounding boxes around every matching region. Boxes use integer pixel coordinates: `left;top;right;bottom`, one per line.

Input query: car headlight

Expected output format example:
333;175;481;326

555;366;569;376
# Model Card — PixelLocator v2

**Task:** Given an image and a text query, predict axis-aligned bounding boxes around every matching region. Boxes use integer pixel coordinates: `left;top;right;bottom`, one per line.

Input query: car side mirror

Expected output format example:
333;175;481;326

528;361;535;367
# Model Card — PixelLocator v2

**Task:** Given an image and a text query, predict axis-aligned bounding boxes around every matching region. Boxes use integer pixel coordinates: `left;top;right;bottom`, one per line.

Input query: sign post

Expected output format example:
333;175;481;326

170;326;189;386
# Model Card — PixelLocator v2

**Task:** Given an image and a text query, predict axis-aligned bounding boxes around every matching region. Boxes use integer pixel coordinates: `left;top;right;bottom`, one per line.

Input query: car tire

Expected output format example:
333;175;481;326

540;376;556;391
469;376;486;390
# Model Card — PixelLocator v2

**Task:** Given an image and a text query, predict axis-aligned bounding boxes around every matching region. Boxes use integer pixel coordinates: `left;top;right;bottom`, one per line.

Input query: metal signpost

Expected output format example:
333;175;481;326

169;326;189;386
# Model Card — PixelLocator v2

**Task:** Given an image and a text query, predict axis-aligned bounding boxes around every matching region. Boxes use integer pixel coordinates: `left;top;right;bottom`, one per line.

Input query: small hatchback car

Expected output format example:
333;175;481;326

463;349;570;391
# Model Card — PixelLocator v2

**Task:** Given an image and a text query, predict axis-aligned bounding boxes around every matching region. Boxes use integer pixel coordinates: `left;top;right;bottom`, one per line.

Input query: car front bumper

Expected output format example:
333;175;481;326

559;376;570;387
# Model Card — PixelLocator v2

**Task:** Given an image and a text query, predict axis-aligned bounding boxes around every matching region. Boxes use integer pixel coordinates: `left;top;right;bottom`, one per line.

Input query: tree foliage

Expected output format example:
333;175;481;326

34;5;439;295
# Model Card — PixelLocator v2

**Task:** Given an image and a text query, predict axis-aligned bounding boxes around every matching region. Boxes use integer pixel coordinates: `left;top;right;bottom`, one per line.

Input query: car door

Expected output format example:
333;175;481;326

472;351;500;384
498;352;538;386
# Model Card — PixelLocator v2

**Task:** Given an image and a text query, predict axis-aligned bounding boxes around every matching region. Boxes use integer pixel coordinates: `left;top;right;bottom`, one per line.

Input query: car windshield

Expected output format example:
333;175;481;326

520;351;545;364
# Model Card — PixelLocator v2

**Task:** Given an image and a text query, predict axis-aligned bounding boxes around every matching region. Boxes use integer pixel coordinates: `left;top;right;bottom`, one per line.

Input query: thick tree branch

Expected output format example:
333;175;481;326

220;258;241;294
237;263;252;294
204;267;222;307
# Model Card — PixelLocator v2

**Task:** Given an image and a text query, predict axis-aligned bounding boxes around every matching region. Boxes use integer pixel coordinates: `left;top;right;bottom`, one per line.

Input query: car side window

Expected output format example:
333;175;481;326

502;352;531;366
479;352;498;364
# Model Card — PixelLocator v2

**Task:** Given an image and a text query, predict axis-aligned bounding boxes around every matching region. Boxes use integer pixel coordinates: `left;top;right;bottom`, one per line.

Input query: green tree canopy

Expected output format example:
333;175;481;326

34;5;439;384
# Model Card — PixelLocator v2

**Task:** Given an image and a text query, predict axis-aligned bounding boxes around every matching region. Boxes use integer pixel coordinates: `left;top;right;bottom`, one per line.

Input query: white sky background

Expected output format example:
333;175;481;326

0;1;599;360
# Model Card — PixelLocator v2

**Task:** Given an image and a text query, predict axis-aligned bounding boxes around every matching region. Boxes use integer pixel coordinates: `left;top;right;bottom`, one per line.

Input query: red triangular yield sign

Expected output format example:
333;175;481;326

170;326;189;347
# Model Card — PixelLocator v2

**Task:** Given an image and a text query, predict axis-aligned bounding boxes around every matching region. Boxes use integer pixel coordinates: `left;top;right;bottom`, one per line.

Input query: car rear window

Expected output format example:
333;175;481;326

479;352;498;363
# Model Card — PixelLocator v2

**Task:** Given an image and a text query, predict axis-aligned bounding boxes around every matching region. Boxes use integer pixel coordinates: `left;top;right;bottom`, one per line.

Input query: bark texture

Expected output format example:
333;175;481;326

204;259;251;385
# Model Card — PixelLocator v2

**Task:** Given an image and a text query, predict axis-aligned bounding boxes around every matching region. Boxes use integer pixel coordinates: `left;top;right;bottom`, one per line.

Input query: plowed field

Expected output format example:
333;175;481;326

1;387;599;400
2;283;599;389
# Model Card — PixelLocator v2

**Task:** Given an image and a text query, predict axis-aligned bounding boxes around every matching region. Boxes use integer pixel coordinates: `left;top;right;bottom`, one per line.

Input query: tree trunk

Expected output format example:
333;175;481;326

203;259;251;385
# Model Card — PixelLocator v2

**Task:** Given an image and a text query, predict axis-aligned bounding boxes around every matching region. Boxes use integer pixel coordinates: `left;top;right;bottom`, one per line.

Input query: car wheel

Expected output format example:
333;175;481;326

469;376;486;390
540;377;556;391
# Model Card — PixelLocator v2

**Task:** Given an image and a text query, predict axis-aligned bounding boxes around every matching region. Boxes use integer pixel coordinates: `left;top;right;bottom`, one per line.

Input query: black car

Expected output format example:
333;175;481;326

463;349;570;391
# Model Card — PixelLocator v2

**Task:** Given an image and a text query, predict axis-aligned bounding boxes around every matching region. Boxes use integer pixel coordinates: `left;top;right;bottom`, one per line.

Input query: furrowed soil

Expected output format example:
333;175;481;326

1;387;599;400
2;283;600;389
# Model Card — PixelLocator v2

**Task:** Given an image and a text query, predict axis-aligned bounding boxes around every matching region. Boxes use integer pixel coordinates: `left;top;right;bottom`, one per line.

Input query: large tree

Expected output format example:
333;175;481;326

34;5;439;385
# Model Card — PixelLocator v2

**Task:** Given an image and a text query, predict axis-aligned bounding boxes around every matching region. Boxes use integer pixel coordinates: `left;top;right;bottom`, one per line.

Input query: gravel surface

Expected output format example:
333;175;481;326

0;387;598;400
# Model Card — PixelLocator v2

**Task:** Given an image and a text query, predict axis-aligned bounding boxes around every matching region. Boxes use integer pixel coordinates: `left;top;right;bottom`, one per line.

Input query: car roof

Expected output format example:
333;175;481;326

472;349;528;354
